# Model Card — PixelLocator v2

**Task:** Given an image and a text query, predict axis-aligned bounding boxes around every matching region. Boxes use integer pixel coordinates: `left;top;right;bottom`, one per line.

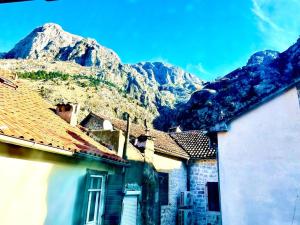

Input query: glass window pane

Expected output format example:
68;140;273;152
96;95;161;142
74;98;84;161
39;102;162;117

88;192;97;222
94;192;101;221
91;177;102;189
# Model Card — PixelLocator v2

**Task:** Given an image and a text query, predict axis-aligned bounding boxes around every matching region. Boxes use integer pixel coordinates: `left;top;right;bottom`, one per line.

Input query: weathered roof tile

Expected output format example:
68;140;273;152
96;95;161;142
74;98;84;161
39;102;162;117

85;113;190;159
0;73;125;163
170;131;216;159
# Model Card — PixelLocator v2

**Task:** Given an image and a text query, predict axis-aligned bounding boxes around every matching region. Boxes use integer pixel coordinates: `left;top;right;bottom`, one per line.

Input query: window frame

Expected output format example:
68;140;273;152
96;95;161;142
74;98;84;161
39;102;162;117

83;170;107;225
206;181;220;212
158;172;169;206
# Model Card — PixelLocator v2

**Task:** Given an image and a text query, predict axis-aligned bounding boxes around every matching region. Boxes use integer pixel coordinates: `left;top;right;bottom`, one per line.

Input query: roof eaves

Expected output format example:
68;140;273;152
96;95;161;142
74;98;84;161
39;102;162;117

0;133;73;156
225;78;300;127
0;133;127;165
189;154;217;160
74;152;129;167
169;132;217;160
154;146;190;160
169;135;192;158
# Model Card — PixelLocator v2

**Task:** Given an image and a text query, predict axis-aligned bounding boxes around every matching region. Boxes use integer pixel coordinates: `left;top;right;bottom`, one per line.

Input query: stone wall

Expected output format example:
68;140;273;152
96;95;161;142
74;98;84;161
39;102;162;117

153;154;187;225
190;159;221;225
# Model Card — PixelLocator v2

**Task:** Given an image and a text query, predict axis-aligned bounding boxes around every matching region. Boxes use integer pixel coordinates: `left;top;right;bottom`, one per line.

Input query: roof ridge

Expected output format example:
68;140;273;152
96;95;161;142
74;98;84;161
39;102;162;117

88;112;190;159
0;76;18;89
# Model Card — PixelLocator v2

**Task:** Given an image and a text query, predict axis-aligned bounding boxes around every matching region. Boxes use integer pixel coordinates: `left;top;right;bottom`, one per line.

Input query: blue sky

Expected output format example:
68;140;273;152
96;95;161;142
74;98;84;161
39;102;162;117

0;0;299;80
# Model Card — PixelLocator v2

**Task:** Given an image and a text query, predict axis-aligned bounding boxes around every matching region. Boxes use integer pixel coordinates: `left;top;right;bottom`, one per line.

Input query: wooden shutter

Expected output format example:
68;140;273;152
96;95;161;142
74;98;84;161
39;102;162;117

103;173;124;225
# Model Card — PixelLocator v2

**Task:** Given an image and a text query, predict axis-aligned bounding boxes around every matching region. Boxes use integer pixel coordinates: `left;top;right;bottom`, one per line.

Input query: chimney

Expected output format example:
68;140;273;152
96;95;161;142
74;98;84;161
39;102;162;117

168;125;182;133
134;119;155;164
13;73;18;81
136;135;154;164
56;103;80;126
123;113;131;160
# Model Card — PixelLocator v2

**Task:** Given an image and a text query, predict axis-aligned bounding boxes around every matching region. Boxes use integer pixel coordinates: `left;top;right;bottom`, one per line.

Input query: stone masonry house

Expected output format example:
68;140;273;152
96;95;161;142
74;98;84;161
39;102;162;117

0;73;129;225
81;113;221;225
171;131;221;225
81;113;189;225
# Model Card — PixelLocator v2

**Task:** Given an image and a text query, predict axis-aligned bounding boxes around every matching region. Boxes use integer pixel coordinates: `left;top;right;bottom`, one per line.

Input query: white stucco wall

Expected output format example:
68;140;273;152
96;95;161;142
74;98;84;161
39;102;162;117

218;87;300;225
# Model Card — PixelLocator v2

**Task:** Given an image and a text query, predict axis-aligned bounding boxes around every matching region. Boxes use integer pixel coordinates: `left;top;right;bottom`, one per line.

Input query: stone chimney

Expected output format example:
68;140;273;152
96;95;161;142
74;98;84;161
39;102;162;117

90;130;125;157
56;103;80;126
135;135;155;164
168;125;182;133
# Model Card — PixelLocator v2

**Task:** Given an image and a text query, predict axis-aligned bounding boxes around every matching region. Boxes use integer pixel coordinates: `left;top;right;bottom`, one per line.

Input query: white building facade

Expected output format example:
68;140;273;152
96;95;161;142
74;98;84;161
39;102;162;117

217;87;300;225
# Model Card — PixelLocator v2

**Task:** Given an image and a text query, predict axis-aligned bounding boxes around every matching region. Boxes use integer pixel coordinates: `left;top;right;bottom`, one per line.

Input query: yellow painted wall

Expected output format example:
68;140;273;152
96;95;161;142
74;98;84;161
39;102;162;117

0;142;118;225
153;153;183;172
126;143;144;162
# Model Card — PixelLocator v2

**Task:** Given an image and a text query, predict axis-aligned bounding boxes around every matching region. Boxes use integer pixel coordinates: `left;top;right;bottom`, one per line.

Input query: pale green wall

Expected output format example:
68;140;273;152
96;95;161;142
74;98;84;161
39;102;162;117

0;142;119;225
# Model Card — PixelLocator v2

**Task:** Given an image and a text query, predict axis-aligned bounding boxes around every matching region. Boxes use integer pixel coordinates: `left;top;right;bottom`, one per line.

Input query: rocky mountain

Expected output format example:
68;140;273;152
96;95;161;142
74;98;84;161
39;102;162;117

173;39;300;131
4;23;121;68
0;23;202;126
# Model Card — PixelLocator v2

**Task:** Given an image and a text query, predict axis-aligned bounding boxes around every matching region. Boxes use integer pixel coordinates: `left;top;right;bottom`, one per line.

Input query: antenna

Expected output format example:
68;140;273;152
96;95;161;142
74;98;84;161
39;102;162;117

144;119;150;136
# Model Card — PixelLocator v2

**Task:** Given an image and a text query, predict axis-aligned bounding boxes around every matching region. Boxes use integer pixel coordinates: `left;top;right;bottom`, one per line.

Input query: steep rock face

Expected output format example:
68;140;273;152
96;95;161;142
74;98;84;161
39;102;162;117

246;50;279;66
132;62;201;87
5;23;80;59
58;38;120;68
4;23;120;68
0;23;203;127
175;40;300;131
131;62;202;103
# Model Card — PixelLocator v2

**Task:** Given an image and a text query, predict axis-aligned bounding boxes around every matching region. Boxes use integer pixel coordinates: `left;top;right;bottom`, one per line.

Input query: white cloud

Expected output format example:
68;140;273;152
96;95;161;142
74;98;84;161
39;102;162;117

251;0;281;31
186;63;210;77
251;0;300;51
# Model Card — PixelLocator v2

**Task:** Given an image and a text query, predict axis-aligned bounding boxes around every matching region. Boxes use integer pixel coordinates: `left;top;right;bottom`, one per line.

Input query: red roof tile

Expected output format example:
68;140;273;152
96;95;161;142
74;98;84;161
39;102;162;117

0;73;125;164
85;113;190;159
170;131;216;159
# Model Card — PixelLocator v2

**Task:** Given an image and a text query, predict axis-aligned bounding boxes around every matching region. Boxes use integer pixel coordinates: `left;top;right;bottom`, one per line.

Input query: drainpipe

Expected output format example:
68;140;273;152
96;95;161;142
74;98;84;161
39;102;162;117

123;113;131;160
187;159;191;191
216;134;223;224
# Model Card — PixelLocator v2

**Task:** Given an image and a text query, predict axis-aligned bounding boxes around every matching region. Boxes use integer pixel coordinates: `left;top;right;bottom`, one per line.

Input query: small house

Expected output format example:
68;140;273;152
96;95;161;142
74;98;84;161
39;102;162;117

171;131;221;225
216;77;300;224
81;113;221;225
0;74;128;225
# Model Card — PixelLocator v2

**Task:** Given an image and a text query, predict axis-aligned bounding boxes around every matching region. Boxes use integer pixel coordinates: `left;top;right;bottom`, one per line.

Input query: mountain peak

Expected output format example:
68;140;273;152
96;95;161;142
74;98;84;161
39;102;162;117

131;61;202;87
174;38;300;131
246;50;279;67
41;23;62;31
3;23;120;67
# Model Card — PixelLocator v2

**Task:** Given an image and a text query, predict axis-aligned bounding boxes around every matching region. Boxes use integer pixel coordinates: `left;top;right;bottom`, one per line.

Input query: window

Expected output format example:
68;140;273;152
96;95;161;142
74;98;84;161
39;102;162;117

84;170;106;225
207;182;220;212
158;172;169;205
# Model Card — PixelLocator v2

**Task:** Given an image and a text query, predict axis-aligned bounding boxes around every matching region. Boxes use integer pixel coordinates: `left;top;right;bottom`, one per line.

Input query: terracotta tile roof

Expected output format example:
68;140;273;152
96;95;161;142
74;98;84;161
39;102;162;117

170;131;216;159
0;74;125;164
85;113;190;159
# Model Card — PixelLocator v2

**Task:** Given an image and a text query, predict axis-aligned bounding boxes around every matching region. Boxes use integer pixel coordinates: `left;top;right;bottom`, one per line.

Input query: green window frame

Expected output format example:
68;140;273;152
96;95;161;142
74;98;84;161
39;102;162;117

83;170;107;225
